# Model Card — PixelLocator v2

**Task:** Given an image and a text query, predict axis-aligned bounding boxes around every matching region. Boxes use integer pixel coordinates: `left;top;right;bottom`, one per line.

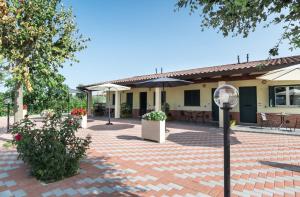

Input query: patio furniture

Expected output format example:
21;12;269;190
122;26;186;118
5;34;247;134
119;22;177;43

87;83;130;125
260;113;274;129
276;113;292;131
184;111;193;122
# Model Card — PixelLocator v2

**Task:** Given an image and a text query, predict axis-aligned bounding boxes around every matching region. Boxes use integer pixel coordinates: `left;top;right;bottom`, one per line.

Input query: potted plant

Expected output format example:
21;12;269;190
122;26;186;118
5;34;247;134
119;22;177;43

71;108;87;128
141;111;167;143
120;103;132;118
23;104;28;118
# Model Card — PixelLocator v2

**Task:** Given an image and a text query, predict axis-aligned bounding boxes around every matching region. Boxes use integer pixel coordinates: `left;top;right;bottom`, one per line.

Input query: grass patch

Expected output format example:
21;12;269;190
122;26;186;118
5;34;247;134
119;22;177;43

3;141;14;149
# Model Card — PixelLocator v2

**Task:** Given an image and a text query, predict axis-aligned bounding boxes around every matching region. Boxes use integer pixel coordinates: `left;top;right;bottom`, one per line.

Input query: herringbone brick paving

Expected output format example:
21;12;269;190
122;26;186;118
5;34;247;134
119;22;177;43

1;117;300;196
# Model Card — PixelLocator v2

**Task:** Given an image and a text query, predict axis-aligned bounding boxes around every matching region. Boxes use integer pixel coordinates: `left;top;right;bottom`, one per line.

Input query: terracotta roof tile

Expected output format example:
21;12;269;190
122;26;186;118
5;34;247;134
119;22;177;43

80;55;300;88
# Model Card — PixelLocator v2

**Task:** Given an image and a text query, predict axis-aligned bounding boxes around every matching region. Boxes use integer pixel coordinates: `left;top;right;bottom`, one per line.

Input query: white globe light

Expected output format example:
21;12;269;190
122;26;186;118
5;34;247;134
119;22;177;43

214;84;239;108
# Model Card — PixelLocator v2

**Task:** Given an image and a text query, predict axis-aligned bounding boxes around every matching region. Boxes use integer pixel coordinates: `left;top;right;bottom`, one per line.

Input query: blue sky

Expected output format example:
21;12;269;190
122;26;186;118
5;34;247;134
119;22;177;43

19;1;300;89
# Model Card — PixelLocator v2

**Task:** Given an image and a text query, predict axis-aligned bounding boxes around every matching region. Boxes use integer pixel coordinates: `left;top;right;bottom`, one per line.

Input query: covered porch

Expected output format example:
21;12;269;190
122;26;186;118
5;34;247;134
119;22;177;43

79;56;300;130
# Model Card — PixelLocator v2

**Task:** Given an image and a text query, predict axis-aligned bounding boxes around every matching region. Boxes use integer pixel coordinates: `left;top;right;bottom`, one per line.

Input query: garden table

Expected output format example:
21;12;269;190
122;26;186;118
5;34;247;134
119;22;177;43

276;113;291;131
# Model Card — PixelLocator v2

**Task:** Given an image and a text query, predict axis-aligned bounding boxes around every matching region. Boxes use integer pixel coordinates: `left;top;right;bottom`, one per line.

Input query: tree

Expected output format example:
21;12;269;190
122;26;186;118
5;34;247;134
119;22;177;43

176;0;300;56
0;0;88;121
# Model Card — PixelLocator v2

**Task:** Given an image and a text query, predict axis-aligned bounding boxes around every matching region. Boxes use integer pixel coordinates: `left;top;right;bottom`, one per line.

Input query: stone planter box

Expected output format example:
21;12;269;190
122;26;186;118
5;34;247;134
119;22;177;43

75;115;87;129
23;109;27;118
141;119;165;143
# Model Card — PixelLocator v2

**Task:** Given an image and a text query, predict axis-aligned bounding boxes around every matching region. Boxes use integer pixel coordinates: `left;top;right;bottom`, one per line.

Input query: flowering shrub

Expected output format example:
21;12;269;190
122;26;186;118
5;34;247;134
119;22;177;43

142;111;167;121
40;109;55;119
23;104;28;110
71;108;87;116
10;114;91;182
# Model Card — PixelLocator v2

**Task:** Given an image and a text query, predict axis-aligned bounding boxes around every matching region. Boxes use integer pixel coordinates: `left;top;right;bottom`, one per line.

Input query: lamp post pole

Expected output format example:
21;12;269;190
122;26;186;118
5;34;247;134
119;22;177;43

222;102;231;197
213;84;238;197
6;103;10;133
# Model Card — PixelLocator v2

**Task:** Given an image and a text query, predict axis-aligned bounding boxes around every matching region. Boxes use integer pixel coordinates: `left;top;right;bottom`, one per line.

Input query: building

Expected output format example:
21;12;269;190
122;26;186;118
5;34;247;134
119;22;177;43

79;55;300;128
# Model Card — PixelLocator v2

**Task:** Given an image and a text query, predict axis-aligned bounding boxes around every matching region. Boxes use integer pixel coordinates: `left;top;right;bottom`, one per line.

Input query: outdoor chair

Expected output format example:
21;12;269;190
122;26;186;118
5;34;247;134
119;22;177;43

260;113;274;129
183;111;193;122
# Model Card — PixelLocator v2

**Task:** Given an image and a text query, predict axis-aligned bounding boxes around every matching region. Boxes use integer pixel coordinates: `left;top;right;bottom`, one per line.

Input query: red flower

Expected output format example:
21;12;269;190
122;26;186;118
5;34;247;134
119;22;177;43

68;120;73;125
15;134;22;142
71;108;86;116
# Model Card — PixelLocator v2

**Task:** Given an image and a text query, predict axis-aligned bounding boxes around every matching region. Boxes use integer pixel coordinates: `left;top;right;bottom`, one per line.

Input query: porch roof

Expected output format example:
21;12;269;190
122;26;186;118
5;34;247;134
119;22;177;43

79;55;300;90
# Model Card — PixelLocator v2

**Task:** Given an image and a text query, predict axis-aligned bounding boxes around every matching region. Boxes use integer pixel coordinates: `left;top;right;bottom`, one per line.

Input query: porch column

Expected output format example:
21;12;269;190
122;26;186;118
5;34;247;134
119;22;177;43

87;90;93;116
155;87;161;111
218;81;226;128
115;91;120;118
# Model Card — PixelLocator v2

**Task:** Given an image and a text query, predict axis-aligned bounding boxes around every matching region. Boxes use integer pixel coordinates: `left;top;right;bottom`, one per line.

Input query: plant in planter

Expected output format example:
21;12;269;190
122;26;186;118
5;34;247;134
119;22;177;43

10;114;91;182
120;103;132;118
162;102;172;120
71;108;87;128
141;111;167;143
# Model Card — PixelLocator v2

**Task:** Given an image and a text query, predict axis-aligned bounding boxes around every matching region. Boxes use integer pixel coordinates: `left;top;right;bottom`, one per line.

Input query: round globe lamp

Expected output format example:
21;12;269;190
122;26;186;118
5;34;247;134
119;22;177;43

213;84;239;197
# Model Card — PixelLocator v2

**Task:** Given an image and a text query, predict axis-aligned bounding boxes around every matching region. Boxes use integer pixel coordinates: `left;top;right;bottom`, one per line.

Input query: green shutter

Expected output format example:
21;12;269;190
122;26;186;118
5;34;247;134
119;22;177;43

268;86;275;107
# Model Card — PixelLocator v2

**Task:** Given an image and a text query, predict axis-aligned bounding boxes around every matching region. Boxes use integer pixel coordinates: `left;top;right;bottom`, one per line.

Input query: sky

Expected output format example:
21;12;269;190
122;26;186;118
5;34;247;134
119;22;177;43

2;0;300;91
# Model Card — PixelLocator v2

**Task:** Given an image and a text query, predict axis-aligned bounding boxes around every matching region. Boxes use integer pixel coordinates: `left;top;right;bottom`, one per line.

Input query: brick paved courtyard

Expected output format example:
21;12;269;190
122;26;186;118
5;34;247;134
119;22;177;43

1;117;300;196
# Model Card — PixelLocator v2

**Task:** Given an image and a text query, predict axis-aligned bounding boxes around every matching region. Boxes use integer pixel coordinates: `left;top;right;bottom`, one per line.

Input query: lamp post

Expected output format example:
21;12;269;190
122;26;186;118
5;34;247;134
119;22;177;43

4;98;11;132
213;84;239;197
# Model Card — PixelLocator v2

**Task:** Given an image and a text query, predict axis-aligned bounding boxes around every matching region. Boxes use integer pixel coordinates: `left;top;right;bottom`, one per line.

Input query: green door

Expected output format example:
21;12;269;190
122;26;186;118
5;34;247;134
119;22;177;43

139;92;147;116
212;88;219;121
239;87;257;123
126;93;133;116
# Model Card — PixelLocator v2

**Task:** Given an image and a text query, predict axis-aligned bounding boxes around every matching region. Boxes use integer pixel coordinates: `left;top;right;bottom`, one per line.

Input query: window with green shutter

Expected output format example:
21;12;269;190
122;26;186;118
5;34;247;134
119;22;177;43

268;86;275;107
184;90;200;106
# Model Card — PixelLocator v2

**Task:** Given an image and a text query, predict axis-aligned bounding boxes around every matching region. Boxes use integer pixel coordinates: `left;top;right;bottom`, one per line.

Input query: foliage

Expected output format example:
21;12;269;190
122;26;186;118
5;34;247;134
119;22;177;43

0;0;89;91
0;91;12;116
71;108;86;116
0;92;6;116
93;95;106;104
142;111;167;121
10;114;91;182
69;95;86;111
3;66;70;114
120;103;132;118
162;102;170;114
176;0;300;56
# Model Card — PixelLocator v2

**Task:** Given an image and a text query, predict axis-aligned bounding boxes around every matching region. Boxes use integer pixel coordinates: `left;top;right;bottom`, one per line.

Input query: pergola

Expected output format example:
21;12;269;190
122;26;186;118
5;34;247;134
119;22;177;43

79;83;130;119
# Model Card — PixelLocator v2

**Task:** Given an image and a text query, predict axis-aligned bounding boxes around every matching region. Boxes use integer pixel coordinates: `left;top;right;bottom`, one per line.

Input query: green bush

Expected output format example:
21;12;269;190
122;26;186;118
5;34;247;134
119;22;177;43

120;103;132;118
10;114;91;182
142;111;167;121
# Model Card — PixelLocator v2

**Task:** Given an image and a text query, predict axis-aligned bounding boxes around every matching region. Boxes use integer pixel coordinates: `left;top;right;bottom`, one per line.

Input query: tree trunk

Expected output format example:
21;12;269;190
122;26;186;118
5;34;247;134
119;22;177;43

14;82;23;123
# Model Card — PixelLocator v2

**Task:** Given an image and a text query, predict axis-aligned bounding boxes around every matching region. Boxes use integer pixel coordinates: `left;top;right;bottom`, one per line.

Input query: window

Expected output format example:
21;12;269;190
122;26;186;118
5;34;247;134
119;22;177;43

289;86;300;105
184;90;200;106
126;93;133;107
274;86;300;106
275;87;286;105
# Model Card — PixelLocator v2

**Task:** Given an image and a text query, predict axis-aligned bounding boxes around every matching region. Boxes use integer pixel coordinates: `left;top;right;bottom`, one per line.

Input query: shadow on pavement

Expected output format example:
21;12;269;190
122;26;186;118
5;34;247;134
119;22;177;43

167;131;240;147
259;161;300;173
88;124;135;131
117;135;143;141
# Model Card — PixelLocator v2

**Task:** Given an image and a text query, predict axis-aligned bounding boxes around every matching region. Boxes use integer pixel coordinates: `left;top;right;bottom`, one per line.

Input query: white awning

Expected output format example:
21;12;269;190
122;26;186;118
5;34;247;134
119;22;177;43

257;64;300;81
87;83;130;91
